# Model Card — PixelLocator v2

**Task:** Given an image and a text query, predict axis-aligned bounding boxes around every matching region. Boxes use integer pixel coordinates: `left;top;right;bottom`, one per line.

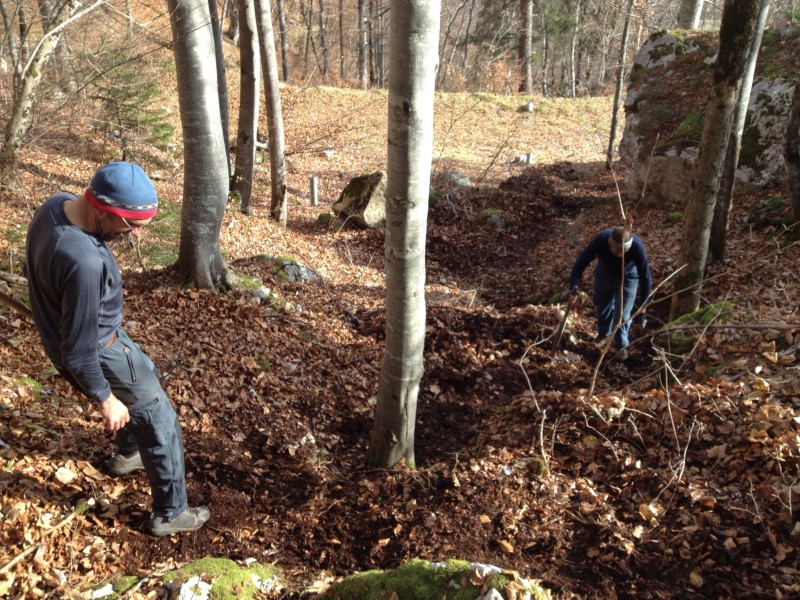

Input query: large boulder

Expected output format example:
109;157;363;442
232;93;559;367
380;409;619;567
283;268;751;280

618;27;799;205
331;171;387;228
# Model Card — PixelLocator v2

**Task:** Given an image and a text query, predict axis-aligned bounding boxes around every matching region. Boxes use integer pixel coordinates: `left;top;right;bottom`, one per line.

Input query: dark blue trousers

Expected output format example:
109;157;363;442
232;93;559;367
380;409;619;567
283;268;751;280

97;328;188;519
592;263;638;350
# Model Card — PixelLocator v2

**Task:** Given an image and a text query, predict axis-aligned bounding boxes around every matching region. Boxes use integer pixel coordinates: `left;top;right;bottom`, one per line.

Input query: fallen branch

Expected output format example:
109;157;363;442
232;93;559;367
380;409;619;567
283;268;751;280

0;288;32;319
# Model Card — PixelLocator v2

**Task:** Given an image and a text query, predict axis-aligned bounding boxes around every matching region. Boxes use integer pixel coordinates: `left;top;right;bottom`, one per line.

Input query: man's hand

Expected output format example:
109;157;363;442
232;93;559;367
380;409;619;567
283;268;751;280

98;395;129;432
635;312;647;328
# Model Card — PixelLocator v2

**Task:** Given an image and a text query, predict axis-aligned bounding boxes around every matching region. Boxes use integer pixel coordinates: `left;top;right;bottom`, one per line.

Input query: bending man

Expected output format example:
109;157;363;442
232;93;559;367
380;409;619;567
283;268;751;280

568;226;652;359
25;161;210;536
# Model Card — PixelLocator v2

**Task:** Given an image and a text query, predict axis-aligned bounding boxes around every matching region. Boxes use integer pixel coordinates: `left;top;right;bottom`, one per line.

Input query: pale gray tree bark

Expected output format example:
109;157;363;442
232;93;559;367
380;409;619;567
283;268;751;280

709;0;771;261
254;0;288;225
677;0;703;29
168;0;231;288
231;0;260;214
276;0;289;81
518;0;533;93
0;0;81;175
368;0;440;469
606;0;635;167
358;0;368;88
786;83;800;226
338;0;345;79
670;0;761;319
568;0;582;98
209;0;231;178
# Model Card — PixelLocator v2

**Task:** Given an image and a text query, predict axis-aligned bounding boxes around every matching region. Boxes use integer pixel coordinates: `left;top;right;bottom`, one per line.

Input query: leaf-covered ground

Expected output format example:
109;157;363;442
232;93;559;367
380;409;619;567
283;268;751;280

1;87;799;599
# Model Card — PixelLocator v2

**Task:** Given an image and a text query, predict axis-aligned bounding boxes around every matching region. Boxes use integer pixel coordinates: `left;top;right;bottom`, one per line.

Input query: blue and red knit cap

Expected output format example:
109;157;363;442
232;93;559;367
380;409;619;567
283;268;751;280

85;162;158;220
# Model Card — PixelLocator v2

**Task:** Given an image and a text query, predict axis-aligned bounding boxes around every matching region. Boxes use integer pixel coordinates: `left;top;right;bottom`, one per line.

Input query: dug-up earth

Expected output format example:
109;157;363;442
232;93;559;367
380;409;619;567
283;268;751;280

1;88;800;600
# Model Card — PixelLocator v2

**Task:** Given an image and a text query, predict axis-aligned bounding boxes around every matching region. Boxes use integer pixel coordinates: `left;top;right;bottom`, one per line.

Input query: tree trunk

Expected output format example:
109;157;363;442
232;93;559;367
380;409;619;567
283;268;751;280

226;0;239;44
606;0;635;168
254;0;288;225
318;0;329;76
368;0;440;469
786;83;800;226
568;0;582;98
460;0;476;71
231;0;260;215
375;1;386;87
518;0;533;93
709;0;770;261
677;0;703;29
358;0;368;88
168;0;230;288
339;0;345;79
209;0;231;179
276;0;289;81
1;0;81;176
670;0;761;319
540;13;549;96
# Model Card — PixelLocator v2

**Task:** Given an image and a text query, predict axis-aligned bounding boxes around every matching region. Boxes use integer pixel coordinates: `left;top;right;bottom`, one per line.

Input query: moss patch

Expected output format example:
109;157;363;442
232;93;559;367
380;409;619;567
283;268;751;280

320;558;550;600
162;557;281;600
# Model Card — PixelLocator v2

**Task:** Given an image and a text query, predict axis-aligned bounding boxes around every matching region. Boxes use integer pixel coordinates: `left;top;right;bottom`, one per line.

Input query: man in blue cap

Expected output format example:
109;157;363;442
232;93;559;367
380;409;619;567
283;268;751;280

25;161;210;536
568;226;652;360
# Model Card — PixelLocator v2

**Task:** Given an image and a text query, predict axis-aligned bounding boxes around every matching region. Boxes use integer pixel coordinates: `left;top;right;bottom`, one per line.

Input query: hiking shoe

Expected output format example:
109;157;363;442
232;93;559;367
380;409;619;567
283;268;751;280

149;506;210;537
107;451;144;476
594;335;610;348
617;348;629;360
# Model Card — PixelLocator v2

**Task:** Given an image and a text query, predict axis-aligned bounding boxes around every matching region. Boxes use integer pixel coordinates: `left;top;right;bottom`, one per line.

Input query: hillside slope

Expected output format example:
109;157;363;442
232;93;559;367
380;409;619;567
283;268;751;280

1;85;799;599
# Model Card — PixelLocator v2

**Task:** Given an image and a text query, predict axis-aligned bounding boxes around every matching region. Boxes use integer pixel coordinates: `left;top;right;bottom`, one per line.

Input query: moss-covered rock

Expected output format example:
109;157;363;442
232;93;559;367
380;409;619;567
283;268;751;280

619;26;800;205
319;559;551;600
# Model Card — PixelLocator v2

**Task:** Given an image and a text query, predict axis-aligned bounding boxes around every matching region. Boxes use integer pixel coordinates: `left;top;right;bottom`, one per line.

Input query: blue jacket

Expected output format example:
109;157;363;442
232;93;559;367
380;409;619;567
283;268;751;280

569;229;653;304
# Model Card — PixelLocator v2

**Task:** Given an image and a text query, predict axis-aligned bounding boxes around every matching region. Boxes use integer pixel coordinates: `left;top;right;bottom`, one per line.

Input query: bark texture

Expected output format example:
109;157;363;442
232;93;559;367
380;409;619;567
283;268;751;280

368;0;440;468
670;0;761;319
231;0;260;214
168;0;231;288
254;0;288;225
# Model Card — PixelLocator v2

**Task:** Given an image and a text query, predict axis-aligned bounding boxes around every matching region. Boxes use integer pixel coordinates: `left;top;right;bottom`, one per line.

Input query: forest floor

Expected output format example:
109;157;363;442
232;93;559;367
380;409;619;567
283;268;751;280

1;83;799;600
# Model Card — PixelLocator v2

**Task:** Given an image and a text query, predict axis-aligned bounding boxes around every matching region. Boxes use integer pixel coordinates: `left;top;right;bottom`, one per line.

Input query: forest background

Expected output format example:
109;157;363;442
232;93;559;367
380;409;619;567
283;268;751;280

1;1;800;599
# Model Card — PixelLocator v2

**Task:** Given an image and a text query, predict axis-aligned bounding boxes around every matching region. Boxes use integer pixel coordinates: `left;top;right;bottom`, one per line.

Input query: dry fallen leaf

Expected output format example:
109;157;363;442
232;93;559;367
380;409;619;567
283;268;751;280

498;539;514;553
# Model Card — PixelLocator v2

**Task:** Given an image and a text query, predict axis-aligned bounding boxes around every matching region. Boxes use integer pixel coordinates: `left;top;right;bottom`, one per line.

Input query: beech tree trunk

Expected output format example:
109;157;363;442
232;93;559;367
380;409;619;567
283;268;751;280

209;0;231;178
254;0;288;225
677;0;703;29
168;0;231;288
670;0;761;319
368;0;440;468
277;0;290;81
358;0;368;88
231;0;260;214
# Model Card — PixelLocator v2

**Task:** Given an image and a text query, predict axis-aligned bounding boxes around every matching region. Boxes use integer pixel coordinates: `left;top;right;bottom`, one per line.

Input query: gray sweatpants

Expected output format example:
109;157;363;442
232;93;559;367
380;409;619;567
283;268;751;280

97;328;188;519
